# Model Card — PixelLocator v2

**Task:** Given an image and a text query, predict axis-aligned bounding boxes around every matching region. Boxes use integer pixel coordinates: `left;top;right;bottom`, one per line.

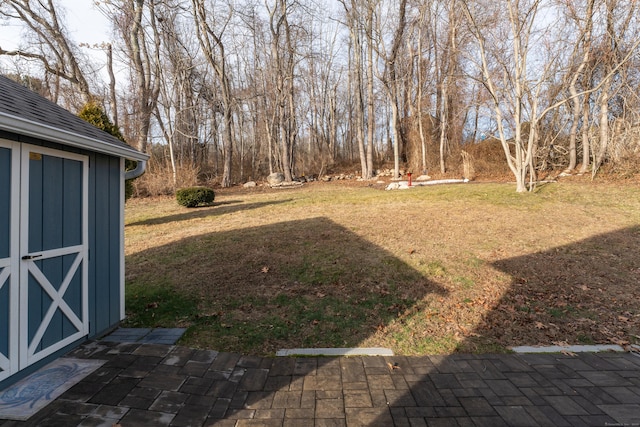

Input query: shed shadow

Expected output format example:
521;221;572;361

124;216;448;354
63;225;640;425
361;225;640;425
468;226;640;351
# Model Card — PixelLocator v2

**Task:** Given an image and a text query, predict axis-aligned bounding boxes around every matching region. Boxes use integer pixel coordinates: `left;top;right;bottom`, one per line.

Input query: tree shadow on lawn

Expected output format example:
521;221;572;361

127;199;293;226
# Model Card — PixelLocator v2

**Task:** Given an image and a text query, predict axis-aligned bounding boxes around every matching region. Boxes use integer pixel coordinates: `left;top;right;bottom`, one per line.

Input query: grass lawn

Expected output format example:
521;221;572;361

123;180;640;356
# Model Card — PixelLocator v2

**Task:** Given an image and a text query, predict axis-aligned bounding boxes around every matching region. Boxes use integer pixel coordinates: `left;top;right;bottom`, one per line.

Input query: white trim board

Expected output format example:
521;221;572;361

276;348;394;357
510;345;625;353
0;111;148;162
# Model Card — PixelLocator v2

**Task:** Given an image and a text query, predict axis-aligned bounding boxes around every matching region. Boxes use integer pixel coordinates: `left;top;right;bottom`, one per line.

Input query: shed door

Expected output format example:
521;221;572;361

19;144;89;368
0;140;19;382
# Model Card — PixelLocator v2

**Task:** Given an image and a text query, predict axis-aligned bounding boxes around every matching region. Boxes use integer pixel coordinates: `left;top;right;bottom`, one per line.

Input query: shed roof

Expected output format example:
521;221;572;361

0;75;148;161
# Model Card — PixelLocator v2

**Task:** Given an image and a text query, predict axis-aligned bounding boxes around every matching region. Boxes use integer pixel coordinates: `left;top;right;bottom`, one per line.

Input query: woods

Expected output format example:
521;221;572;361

1;0;639;193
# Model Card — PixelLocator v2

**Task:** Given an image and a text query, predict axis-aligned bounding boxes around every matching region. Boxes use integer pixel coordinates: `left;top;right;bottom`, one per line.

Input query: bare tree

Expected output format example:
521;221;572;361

298;13;342;175
192;0;236;187
106;43;119;128
340;0;369;178
375;0;408;179
407;1;434;174
559;0;595;172
591;0;637;176
101;0;162;153
0;0;93;106
436;0;461;174
461;0;551;192
364;0;376;179
266;0;300;182
154;3;202;187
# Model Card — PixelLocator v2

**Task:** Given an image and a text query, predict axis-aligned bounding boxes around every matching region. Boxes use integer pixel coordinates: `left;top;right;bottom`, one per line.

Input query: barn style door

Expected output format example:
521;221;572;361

0;140;19;382
19;144;89;369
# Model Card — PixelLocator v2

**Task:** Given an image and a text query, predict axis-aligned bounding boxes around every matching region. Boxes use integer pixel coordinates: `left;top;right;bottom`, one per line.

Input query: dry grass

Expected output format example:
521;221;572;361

124;180;640;355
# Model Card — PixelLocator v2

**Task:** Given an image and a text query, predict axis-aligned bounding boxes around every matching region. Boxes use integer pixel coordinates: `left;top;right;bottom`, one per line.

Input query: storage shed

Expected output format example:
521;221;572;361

0;75;149;388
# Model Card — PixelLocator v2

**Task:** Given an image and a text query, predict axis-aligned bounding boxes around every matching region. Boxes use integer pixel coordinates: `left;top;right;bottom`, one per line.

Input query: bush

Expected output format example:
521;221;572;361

78;101;137;201
176;186;215;208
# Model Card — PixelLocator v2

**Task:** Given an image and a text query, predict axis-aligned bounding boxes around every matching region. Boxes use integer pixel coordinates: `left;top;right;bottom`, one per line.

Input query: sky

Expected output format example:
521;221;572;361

0;1;110;53
0;1;113;83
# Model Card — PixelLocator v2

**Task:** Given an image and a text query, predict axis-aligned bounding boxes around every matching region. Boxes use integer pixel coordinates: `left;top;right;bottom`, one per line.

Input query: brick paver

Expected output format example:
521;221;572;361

2;340;640;426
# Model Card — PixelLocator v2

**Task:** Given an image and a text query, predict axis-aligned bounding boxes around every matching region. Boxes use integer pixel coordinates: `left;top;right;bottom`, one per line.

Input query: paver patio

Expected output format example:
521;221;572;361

1;339;640;426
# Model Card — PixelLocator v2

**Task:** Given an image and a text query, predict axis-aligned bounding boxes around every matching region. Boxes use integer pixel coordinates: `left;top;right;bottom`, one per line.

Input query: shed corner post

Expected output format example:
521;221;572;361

119;157;125;321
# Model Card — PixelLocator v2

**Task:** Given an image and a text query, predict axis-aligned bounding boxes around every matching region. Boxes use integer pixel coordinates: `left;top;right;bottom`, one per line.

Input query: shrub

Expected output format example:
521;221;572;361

176;186;215;208
78;101;136;201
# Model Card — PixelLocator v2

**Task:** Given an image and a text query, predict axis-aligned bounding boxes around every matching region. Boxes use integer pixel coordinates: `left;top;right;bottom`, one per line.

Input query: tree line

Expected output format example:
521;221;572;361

1;0;639;192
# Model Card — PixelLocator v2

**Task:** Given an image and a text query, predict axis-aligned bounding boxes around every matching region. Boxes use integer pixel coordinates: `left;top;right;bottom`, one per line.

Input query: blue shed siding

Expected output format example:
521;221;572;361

0;131;124;340
88;153;123;337
28;154;83;252
0;146;10;259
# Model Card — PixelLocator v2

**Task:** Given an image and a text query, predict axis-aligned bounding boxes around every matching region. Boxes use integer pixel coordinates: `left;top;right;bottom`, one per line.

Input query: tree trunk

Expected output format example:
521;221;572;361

580;91;591;174
365;2;375;179
566;0;595;172
594;79;611;176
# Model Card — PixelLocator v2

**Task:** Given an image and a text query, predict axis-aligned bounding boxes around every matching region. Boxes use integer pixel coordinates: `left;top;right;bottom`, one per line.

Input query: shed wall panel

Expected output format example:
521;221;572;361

0;147;10;258
108;156;121;326
88;152;122;337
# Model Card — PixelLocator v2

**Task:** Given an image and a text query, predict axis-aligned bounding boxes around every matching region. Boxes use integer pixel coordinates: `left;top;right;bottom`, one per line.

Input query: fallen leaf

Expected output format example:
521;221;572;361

261;266;270;273
535;322;547;330
387;362;400;370
561;350;577;357
609;337;630;347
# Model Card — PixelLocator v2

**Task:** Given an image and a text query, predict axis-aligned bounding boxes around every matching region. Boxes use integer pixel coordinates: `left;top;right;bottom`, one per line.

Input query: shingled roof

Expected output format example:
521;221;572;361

0;75;148;161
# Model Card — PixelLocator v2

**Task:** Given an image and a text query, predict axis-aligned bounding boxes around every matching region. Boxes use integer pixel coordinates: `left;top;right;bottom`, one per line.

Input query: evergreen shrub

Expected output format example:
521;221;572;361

78;101;137;200
176;186;215;208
